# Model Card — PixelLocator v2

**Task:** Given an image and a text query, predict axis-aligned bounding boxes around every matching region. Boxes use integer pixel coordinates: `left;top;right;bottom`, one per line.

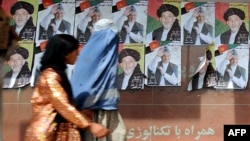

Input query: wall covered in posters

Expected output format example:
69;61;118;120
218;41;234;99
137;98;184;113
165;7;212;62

1;0;249;91
1;0;250;141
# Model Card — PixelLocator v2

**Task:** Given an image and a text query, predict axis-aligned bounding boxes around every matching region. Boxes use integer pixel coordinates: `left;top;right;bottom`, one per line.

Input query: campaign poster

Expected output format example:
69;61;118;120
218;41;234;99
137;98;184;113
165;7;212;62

74;0;112;44
112;0;148;44
35;0;75;51
214;2;249;46
146;0;181;47
145;42;181;87
187;44;216;91
214;44;249;89
181;2;215;46
2;43;33;88
117;43;145;90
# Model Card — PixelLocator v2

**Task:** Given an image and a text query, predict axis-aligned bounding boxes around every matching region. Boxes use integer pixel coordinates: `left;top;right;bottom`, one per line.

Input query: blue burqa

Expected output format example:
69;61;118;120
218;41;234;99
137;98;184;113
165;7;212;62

71;21;120;110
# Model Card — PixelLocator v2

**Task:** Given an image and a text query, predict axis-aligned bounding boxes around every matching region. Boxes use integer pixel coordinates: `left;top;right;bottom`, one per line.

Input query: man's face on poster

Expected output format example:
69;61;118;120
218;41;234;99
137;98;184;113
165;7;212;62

13;8;30;27
161;52;171;63
91;12;101;23
55;10;64;20
197;13;205;23
160;11;176;30
227;15;243;33
8;54;25;73
229;55;239;66
120;56;137;75
127;12;137;22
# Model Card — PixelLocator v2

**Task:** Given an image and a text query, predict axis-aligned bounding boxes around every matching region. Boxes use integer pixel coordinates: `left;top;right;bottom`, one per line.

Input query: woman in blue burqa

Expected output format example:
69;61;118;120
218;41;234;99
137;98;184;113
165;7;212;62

71;19;127;141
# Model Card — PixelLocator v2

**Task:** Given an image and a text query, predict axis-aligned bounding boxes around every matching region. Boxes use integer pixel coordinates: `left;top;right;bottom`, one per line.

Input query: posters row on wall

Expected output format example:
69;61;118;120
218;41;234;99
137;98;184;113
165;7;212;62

1;0;249;91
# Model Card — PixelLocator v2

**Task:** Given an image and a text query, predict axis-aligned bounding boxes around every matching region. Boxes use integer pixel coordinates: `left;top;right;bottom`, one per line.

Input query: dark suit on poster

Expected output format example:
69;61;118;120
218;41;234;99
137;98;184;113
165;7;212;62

148;61;178;86
119;21;144;43
3;62;31;88
190;73;205;90
190;63;215;91
76;21;93;43
39;19;71;40
11;18;36;40
184;22;213;44
222;65;246;89
117;65;145;90
219;25;249;44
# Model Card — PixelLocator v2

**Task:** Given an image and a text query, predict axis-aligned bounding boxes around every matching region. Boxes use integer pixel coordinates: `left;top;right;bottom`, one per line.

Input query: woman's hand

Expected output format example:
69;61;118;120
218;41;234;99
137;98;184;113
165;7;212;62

89;122;109;138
